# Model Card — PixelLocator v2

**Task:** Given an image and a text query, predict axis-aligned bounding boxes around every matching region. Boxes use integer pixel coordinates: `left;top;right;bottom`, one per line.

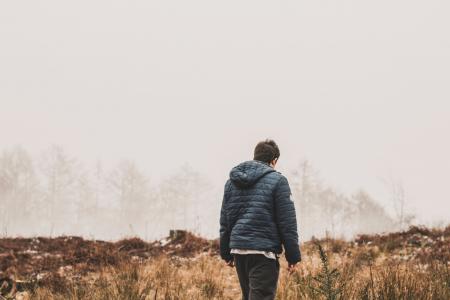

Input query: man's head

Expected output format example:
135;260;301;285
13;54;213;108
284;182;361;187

253;139;280;168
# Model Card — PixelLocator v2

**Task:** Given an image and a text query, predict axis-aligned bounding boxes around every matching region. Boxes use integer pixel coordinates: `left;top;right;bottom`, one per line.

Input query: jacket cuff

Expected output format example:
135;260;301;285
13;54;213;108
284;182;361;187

284;244;301;264
221;253;233;262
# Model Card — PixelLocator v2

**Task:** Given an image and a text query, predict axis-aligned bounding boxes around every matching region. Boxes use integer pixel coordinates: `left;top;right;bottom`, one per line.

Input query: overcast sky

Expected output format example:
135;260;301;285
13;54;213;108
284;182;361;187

1;1;449;225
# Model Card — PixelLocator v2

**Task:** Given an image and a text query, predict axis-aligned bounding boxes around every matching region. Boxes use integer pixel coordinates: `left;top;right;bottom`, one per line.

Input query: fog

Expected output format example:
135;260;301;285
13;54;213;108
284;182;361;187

0;146;414;241
1;1;449;241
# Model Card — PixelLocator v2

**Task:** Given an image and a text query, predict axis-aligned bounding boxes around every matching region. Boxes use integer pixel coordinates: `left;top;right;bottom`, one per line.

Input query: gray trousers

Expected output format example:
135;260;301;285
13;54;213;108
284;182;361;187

233;253;280;300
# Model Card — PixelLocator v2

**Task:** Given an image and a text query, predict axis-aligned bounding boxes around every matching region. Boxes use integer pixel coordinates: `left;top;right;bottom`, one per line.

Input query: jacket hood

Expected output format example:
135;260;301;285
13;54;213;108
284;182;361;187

229;160;276;188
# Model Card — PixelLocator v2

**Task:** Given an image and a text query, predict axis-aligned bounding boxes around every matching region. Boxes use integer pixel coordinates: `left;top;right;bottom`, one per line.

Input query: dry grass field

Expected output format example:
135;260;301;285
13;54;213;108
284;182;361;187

1;226;449;299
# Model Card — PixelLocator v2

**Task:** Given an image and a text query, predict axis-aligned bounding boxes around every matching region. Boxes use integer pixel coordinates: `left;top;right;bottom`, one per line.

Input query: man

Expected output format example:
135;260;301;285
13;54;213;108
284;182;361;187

220;139;301;300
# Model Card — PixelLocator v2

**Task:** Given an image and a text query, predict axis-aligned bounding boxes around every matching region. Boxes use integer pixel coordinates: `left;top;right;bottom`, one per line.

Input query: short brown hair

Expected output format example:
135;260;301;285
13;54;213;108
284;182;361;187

253;139;280;163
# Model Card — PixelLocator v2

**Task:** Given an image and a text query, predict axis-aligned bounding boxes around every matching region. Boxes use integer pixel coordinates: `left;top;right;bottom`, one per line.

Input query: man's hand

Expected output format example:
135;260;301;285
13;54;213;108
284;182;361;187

287;263;297;274
226;259;234;267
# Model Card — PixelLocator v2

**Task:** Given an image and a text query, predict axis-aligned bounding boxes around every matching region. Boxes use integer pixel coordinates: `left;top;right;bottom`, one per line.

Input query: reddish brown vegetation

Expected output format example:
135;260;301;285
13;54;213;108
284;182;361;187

0;231;219;284
353;225;450;263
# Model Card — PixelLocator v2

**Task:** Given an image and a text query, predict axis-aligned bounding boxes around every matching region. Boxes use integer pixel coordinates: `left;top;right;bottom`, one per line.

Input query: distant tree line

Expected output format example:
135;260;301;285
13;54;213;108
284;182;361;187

0;146;409;240
289;161;405;240
0;145;212;240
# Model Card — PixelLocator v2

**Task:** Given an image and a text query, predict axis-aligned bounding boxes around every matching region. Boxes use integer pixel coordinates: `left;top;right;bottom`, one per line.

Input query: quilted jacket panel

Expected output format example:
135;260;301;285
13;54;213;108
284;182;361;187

220;159;301;264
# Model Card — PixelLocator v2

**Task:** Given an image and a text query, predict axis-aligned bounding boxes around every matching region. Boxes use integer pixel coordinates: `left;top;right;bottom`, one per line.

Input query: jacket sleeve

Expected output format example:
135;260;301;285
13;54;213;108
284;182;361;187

219;181;233;262
274;175;301;264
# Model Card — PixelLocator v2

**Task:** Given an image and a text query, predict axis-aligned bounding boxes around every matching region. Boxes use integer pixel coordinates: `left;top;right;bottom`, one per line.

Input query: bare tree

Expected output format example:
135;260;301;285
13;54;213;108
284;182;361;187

107;160;149;236
0;146;39;236
319;188;349;238
39;145;78;236
75;165;99;236
290;160;323;239
157;163;211;235
381;176;415;230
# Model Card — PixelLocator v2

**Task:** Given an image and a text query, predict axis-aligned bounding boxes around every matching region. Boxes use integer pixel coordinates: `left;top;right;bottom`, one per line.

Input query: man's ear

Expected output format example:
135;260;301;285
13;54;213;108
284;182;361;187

270;158;277;167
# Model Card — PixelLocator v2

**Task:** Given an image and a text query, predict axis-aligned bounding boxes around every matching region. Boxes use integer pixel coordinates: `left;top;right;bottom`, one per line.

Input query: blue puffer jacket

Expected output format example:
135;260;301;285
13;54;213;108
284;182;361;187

220;160;301;264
